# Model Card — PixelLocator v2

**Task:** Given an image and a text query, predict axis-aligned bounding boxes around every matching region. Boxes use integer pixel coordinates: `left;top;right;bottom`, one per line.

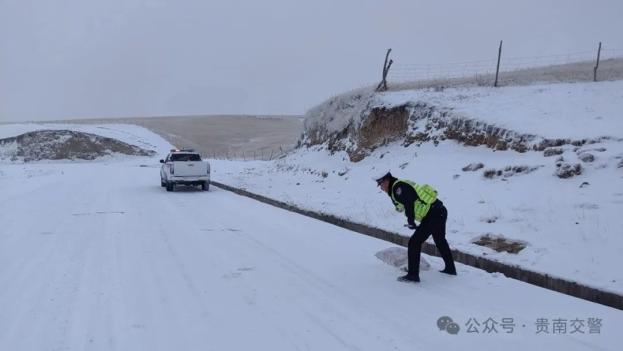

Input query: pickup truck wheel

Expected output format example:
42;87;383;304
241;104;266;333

201;182;209;191
166;182;174;192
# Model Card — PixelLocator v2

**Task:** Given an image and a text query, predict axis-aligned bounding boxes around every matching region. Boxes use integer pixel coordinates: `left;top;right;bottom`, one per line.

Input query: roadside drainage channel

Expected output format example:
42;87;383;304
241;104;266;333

211;180;623;310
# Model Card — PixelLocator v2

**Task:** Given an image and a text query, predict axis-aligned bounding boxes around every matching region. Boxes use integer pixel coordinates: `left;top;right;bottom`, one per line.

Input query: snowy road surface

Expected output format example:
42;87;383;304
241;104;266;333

0;160;621;351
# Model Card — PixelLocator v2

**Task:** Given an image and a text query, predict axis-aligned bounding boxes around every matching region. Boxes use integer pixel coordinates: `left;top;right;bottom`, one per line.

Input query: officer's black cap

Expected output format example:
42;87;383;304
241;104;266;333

375;171;393;184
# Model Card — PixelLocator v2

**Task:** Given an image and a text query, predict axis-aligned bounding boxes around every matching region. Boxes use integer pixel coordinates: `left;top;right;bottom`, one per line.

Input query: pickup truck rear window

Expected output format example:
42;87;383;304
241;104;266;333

170;153;201;161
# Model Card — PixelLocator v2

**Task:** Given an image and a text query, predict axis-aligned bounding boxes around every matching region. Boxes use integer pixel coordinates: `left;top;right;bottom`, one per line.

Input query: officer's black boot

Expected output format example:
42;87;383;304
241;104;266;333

397;274;420;283
439;267;457;275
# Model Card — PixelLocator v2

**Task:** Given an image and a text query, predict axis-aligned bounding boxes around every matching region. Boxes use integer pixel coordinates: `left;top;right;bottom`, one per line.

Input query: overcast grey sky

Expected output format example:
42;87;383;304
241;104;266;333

1;0;622;121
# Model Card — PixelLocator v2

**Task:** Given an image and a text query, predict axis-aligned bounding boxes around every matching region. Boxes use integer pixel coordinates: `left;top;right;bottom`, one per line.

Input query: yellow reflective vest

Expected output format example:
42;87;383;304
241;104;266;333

391;179;438;222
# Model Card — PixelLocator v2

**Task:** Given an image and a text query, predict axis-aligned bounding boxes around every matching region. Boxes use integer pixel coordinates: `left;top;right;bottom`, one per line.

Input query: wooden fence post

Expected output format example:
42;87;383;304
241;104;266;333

494;40;503;87
376;49;393;92
594;42;602;82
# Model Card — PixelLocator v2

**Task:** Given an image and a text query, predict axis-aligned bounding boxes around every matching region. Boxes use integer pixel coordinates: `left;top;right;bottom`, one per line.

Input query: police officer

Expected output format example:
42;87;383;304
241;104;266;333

376;171;456;282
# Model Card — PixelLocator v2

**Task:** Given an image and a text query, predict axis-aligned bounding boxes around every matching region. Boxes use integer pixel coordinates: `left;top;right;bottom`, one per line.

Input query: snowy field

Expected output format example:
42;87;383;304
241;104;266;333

209;81;623;295
0;124;620;350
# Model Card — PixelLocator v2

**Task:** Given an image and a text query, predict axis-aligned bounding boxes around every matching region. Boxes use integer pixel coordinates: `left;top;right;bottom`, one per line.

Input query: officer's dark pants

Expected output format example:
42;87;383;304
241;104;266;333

408;200;456;278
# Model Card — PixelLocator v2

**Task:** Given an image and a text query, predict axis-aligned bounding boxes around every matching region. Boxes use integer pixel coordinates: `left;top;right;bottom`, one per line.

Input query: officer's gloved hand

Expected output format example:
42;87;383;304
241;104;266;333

394;205;404;213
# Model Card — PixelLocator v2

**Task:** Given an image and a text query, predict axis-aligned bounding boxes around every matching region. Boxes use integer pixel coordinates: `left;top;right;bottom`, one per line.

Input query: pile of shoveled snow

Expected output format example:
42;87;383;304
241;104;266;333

0;129;155;162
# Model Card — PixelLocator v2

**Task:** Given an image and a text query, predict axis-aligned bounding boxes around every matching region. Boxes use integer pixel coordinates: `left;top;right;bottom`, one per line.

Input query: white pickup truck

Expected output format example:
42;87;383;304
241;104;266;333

160;149;210;192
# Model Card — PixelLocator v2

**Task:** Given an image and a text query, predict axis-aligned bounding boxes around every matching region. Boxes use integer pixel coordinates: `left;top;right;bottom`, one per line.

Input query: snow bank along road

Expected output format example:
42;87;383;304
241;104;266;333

1;160;621;350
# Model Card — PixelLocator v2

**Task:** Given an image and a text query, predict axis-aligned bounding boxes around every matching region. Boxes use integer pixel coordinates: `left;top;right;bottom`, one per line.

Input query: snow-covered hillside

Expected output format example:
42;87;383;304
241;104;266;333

210;80;623;294
0;123;172;160
379;80;623;139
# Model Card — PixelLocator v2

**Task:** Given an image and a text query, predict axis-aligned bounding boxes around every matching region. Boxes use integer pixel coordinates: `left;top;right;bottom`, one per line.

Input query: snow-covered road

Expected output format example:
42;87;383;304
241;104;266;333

0;160;621;351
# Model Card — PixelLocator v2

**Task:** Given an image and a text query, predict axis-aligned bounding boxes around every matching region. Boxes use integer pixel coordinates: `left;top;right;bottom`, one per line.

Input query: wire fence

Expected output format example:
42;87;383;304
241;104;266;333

387;46;623;82
204;146;291;161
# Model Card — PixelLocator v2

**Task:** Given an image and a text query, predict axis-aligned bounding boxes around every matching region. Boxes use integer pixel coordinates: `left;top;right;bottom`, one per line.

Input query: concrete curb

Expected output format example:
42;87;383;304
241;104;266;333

212;180;623;310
